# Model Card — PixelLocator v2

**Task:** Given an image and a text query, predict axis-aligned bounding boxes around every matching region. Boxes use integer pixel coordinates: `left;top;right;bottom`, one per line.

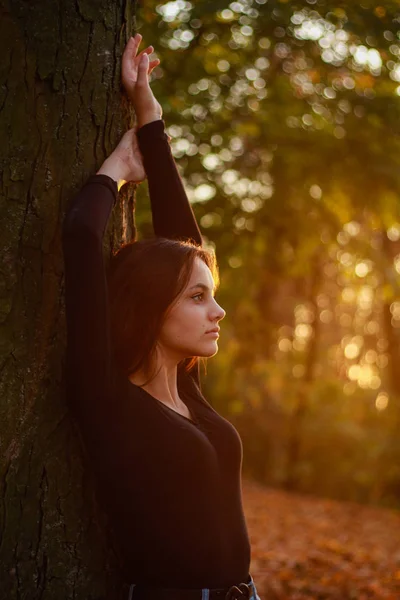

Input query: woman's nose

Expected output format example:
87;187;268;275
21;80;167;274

214;301;226;321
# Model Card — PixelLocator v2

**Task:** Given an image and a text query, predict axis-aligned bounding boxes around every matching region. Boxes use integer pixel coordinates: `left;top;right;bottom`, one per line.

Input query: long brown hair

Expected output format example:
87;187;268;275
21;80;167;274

107;237;219;383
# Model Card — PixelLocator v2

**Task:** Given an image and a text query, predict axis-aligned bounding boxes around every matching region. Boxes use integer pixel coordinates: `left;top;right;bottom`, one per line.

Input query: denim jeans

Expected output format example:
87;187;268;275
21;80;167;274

128;574;262;600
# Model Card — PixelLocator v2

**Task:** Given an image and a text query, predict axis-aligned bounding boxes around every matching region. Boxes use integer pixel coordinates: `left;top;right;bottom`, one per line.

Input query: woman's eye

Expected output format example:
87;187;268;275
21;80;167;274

192;293;203;301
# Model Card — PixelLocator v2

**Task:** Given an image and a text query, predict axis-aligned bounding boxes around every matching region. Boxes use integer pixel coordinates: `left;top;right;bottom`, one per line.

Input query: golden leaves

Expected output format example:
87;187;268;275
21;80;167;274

243;480;400;599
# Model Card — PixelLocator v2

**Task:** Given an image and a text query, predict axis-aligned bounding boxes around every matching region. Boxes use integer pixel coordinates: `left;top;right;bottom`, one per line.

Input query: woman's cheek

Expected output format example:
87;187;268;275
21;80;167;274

190;302;207;318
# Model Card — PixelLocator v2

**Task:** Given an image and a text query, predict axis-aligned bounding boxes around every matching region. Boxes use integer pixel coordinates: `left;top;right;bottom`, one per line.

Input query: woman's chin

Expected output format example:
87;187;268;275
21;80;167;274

198;341;219;357
181;340;219;359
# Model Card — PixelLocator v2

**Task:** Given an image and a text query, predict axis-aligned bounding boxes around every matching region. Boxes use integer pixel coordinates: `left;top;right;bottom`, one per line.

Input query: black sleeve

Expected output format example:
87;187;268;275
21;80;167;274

136;120;203;246
62;175;117;425
137;119;202;387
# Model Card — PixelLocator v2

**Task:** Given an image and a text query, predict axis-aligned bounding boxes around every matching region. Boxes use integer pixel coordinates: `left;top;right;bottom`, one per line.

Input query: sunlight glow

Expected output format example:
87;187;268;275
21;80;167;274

348;363;381;389
222;170;239;185
387;224;400;241
219;9;234;20
358;286;374;309
278;338;292;352
355;262;370;278
295;324;312;339
352;46;382;70
295;20;326;41
376;392;389;411
343;221;361;236
348;365;360;381
344;343;359;359
390;302;400;320
154;2;396;432
202;154;222;170
157;0;192;22
194;184;216;202
217;60;230;72
228;256;243;268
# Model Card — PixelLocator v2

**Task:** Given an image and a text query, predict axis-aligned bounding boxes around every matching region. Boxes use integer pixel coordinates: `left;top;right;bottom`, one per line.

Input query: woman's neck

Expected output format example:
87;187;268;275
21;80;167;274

129;365;181;407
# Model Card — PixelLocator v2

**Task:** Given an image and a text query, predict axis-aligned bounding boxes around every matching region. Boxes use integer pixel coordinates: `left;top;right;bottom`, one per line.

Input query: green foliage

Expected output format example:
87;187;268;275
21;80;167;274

136;0;400;508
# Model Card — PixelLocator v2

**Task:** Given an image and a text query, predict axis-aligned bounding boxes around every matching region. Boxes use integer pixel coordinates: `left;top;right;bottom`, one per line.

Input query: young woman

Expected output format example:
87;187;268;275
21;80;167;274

62;35;262;600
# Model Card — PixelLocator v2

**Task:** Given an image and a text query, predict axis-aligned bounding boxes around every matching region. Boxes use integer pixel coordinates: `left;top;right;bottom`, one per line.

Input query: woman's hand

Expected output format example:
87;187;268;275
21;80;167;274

96;128;146;190
121;34;163;128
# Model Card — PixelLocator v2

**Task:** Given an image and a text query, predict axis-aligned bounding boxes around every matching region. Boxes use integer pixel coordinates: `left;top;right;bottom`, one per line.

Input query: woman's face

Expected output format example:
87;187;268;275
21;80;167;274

158;257;226;360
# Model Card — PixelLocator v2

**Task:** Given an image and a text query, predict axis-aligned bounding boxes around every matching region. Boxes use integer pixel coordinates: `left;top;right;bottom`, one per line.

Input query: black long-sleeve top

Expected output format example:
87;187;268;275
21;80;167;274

62;120;251;588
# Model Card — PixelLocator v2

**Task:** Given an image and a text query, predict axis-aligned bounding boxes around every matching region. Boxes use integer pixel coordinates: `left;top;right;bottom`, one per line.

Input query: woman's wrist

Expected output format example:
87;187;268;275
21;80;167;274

136;114;163;130
96;155;128;191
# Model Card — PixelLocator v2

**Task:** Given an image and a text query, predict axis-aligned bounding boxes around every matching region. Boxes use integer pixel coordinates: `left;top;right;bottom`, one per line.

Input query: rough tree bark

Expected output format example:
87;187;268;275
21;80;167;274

0;1;138;598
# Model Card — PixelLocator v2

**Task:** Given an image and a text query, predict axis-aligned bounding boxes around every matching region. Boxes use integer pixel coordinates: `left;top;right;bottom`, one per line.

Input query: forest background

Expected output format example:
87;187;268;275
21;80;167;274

1;0;400;598
135;0;400;509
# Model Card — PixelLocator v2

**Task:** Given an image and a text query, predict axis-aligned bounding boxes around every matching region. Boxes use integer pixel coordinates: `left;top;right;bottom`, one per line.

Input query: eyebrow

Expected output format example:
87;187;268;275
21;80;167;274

189;283;216;293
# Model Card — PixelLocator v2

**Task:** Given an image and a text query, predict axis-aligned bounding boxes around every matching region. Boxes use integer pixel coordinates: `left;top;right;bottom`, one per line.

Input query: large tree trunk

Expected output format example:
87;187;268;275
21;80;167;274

0;1;136;598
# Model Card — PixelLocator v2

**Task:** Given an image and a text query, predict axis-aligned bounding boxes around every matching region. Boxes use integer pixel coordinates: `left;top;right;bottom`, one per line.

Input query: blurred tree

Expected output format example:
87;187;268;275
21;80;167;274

137;0;400;507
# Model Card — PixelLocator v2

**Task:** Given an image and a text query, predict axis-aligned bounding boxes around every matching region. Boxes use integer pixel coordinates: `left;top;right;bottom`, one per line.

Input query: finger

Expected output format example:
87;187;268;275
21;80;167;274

122;34;142;70
127;34;142;56
137;45;154;59
132;33;142;54
148;58;160;70
137;53;150;85
148;63;160;76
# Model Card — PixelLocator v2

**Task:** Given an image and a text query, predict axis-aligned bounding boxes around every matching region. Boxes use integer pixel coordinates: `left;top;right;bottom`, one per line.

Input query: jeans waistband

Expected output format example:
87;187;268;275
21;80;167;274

128;574;255;600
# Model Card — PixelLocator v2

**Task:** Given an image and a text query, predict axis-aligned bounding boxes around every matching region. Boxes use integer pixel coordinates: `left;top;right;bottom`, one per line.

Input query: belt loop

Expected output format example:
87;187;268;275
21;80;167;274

202;588;210;600
128;583;136;600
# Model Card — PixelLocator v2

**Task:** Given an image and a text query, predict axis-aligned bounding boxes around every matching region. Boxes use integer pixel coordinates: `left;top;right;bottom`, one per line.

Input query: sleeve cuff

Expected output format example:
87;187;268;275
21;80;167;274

136;119;167;146
83;174;118;206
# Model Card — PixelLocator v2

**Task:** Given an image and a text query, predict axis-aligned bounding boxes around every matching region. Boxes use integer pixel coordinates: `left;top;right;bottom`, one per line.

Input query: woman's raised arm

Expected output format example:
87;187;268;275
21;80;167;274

62;175;118;426
62;128;147;426
122;37;203;386
137;119;202;245
122;35;202;246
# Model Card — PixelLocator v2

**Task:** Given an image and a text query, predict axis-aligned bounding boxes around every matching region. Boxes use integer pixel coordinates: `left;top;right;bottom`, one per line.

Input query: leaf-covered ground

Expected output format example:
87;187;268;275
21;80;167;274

243;479;400;600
